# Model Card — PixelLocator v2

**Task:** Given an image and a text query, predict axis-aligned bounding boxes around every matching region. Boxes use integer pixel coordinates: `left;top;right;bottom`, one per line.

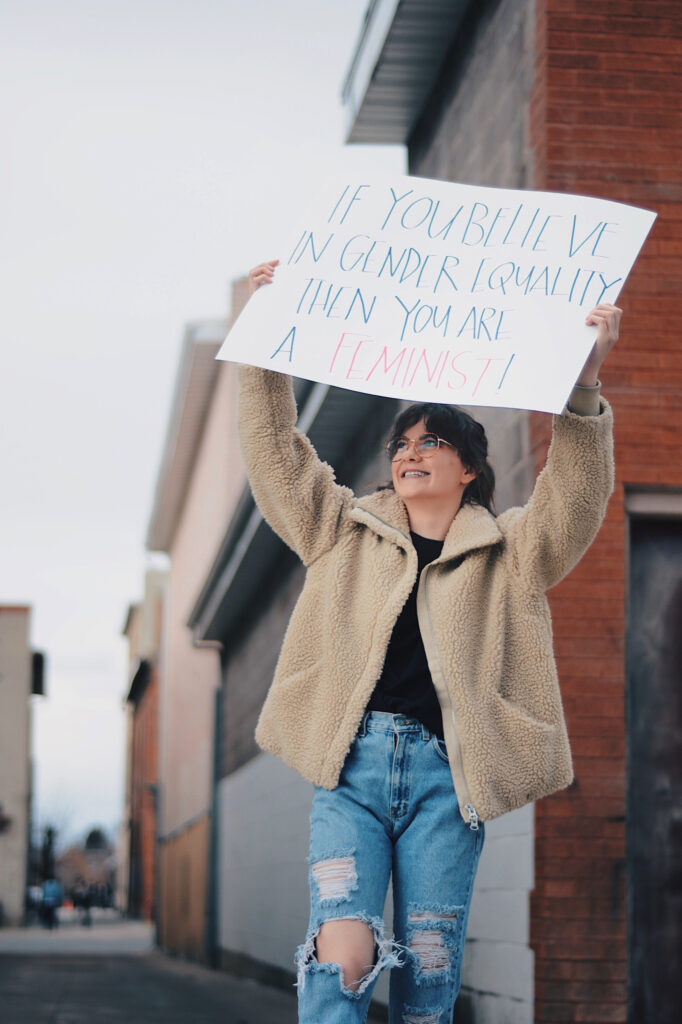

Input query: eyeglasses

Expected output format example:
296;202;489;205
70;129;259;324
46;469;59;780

385;433;455;462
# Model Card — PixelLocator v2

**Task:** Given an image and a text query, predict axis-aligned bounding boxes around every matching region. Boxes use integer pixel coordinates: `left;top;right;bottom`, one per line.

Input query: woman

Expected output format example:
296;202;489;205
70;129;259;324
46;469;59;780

239;259;619;1024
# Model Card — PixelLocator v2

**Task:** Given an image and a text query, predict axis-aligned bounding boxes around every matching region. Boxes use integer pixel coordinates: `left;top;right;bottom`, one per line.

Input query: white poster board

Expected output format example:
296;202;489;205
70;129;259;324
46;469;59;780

217;175;656;413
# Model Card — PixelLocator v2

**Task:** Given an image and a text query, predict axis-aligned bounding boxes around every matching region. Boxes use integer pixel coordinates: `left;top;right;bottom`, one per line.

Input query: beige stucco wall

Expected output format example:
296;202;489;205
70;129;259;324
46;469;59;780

159;360;246;838
0;607;32;925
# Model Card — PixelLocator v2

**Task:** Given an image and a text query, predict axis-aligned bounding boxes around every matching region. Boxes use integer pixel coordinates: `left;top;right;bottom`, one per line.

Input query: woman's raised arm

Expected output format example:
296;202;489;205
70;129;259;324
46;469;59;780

503;303;621;590
237;261;352;566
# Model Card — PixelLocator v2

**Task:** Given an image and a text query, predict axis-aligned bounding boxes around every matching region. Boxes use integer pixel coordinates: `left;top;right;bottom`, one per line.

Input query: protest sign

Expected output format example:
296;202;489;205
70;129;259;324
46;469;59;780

216;175;656;413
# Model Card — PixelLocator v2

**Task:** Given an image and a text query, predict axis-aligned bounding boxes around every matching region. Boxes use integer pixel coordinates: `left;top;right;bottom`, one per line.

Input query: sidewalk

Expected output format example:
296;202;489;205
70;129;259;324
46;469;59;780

0;912;298;1023
0;908;154;955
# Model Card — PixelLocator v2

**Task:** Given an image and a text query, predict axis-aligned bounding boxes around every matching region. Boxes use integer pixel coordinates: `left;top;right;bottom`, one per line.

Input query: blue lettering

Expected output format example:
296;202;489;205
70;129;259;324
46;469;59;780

461;202;489;246
395;296;420;342
271;326;296;362
381;186;414;231
339;234;369;272
569;216;604;258
346;288;376;324
401;196;434;230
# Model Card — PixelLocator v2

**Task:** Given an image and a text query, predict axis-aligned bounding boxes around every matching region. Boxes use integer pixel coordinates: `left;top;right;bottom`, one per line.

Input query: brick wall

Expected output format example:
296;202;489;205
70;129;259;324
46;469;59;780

529;3;682;1021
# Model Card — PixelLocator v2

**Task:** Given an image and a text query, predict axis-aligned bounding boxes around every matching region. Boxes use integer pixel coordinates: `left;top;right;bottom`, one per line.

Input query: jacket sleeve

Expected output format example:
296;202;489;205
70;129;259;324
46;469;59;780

238;364;352;565
503;389;615;592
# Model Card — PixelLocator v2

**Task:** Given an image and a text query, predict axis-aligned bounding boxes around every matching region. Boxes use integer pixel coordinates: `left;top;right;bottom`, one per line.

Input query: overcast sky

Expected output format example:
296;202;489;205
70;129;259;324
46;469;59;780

0;0;404;847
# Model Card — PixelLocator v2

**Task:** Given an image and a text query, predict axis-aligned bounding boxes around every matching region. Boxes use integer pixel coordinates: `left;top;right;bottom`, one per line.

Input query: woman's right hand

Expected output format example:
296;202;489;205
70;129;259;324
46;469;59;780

248;259;279;296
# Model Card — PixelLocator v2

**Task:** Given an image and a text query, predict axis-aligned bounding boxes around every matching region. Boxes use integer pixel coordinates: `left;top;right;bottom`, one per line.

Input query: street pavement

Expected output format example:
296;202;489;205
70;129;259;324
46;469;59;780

0;910;297;1024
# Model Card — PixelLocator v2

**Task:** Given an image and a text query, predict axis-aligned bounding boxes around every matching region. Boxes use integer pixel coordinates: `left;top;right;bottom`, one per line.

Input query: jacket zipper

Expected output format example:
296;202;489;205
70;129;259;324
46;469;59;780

464;803;479;831
417;564;480;831
357;509;480;830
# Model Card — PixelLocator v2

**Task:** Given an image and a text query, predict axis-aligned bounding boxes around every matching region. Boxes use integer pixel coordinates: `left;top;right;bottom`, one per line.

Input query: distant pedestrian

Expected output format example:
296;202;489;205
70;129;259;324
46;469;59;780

73;879;93;926
82;885;93;926
239;260;619;1023
41;878;63;930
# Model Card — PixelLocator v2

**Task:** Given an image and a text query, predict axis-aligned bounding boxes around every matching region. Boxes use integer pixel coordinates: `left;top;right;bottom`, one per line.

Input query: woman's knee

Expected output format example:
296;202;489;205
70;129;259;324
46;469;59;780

316;918;376;992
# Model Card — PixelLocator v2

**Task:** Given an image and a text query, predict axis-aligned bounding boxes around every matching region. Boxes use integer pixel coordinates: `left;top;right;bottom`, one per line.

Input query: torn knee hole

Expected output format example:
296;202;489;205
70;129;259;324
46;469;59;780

402;1011;442;1024
312;855;358;902
316;919;376;972
409;930;450;973
408;911;457;922
407;908;460;977
296;915;404;997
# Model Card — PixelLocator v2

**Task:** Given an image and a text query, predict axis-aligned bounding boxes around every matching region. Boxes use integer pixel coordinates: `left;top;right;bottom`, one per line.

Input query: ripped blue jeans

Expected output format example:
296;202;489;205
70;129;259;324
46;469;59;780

296;711;485;1024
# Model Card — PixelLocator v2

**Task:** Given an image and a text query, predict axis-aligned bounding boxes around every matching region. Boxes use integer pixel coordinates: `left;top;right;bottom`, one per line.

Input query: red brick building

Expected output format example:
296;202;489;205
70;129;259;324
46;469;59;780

344;1;682;1020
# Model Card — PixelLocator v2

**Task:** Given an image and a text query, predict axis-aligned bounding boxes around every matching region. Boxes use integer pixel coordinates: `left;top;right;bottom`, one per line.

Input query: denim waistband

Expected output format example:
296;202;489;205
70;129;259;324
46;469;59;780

358;710;432;740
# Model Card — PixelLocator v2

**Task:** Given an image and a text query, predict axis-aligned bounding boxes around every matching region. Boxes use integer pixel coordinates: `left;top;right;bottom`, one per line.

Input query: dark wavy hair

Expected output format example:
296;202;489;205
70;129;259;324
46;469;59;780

384;402;496;515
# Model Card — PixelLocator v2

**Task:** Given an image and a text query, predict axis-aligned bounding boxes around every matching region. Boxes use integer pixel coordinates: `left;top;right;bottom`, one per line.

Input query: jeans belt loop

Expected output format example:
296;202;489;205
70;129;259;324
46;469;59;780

421;723;431;741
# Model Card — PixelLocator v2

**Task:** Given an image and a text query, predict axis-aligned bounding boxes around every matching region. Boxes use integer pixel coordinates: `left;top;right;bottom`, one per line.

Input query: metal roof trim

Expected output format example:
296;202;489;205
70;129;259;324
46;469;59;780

342;0;402;139
342;0;473;145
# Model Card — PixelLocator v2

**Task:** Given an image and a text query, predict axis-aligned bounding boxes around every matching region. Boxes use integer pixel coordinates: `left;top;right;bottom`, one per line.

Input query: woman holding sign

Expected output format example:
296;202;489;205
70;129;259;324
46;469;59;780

240;259;618;1024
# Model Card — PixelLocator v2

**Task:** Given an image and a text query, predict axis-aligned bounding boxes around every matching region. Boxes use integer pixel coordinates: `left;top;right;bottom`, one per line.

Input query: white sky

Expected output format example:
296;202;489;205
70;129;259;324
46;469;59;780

0;0;404;847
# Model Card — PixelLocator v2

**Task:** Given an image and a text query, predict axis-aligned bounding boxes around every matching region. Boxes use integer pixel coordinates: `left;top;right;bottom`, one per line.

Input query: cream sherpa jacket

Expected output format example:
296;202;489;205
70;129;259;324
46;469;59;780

239;365;614;826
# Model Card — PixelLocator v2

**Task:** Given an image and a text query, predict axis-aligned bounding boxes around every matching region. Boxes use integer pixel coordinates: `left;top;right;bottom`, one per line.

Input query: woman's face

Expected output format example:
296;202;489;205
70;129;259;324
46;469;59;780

390;419;476;505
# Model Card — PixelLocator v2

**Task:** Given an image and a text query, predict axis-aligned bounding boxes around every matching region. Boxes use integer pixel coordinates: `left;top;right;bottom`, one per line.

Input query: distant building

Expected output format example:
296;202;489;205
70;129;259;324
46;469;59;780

0;606;45;926
57;828;115;897
121;569;167;921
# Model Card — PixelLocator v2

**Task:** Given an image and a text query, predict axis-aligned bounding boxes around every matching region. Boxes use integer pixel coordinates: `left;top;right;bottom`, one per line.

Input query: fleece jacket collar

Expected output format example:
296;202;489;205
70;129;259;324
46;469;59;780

350;489;503;563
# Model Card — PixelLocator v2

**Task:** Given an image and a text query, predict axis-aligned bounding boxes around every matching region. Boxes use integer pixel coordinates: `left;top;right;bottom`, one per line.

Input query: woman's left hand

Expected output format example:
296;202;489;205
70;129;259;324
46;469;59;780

247;259;279;297
578;303;622;386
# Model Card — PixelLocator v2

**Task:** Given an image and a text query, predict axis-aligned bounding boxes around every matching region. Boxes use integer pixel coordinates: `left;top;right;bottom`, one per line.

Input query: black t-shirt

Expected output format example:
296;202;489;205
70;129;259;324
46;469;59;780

366;530;445;738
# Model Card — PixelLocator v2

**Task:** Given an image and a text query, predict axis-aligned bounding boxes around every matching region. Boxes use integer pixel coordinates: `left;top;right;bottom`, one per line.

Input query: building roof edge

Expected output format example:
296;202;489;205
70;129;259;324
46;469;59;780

145;321;227;553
